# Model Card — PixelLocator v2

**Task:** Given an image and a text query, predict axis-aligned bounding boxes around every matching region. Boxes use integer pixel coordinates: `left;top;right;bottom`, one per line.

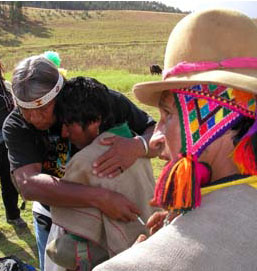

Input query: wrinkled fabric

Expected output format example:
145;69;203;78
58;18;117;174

93;184;257;271
51;132;156;257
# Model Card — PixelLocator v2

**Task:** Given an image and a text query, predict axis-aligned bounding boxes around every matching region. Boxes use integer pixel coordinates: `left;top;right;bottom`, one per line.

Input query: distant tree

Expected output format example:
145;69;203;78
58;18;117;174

22;1;183;13
0;3;3;16
0;1;8;18
9;1;23;25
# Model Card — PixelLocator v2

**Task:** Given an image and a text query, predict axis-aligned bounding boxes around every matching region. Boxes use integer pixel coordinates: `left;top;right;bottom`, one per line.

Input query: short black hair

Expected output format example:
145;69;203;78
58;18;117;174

56;76;111;129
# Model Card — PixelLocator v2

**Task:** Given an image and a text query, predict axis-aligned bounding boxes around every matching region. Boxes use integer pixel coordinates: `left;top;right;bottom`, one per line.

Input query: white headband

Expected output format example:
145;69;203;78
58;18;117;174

15;74;64;109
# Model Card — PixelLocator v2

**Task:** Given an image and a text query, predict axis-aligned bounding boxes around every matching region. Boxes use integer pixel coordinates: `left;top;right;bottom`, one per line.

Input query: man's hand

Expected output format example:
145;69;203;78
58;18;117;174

92;135;145;178
97;189;141;222
146;210;178;235
146;210;169;235
133;234;148;246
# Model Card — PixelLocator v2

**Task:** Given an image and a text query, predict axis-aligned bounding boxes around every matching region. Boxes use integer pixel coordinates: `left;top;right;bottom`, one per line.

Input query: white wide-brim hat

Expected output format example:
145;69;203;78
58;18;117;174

133;9;257;107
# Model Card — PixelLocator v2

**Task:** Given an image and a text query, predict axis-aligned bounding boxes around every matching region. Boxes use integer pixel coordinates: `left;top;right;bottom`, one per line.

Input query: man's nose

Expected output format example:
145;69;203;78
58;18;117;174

149;129;165;154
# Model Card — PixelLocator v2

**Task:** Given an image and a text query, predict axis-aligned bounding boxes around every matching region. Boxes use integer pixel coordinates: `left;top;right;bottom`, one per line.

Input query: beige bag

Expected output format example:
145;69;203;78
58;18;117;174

46;233;109;270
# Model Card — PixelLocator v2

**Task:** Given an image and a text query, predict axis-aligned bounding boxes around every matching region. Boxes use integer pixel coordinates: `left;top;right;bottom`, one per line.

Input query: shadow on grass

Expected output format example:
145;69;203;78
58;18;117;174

0;225;38;260
13;224;38;259
0;14;51;47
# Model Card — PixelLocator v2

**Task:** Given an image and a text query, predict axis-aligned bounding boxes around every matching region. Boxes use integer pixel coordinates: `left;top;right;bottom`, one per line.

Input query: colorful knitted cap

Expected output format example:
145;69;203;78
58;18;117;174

174;84;255;157
152;84;256;212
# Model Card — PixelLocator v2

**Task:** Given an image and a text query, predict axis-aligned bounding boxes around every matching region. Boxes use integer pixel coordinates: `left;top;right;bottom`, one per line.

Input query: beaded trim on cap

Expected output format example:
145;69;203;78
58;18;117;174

173;84;255;157
15;74;64;109
152;84;256;213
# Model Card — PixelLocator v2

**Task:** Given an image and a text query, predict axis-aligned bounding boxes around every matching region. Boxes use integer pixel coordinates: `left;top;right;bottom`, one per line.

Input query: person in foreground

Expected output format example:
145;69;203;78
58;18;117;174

93;8;257;271
46;77;156;270
2;55;156;271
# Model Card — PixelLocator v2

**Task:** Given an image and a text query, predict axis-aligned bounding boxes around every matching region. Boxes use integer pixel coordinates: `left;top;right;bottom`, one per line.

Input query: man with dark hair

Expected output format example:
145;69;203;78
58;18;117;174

47;76;156;270
56;76;155;143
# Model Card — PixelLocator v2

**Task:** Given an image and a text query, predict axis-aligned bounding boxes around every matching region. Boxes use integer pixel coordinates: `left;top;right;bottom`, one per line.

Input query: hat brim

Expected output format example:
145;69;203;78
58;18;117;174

133;69;257;107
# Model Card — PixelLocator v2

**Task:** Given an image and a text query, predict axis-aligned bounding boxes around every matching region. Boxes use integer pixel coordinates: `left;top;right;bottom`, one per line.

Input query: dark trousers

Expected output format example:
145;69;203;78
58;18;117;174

0;142;20;220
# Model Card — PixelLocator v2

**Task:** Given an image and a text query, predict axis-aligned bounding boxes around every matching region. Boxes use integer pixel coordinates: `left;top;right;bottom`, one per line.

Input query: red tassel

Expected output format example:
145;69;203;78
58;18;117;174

151;155;211;212
151;160;173;207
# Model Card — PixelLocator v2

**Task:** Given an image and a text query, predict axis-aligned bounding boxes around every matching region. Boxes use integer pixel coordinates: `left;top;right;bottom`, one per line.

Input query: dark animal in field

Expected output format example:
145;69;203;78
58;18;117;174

150;64;162;75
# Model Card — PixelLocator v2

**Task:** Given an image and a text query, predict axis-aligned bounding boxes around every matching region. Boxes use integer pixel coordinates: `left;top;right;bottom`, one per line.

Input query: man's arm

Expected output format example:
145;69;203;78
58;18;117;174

92;124;159;178
92;90;159;178
14;163;140;222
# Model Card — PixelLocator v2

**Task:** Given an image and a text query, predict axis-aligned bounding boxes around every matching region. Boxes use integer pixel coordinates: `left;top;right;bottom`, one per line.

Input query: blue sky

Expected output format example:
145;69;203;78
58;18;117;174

159;0;257;18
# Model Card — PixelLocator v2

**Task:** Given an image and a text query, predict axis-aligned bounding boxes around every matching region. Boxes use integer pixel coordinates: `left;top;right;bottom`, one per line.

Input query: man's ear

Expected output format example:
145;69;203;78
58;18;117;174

87;120;101;135
93;120;101;130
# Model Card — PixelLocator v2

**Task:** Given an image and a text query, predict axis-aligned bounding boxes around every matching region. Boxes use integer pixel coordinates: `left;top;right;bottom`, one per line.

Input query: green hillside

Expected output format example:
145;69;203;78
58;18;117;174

0;8;184;72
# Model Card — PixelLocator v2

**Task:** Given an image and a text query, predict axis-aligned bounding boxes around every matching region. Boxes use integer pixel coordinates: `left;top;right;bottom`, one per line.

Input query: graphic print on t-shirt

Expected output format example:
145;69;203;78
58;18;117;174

42;134;71;178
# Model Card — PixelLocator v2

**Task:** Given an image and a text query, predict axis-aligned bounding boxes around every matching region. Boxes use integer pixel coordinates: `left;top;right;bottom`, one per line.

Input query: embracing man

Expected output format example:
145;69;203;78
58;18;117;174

45;76;157;270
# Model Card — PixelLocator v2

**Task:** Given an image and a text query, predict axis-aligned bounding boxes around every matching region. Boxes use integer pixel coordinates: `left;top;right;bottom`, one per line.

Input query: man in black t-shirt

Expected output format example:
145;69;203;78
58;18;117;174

3;55;157;271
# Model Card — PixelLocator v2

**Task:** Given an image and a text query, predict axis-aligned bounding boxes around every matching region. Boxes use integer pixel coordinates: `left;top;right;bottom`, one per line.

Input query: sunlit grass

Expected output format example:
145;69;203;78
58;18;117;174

0;200;39;268
0;8;184;72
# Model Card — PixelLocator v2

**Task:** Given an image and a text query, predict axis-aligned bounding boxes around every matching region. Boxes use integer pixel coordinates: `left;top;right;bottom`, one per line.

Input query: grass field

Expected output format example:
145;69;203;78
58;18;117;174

0;7;180;268
0;7;184;73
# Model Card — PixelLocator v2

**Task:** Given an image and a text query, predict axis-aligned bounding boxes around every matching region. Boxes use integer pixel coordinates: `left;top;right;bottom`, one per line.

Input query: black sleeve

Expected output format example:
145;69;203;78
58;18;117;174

2;109;44;171
107;89;156;135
